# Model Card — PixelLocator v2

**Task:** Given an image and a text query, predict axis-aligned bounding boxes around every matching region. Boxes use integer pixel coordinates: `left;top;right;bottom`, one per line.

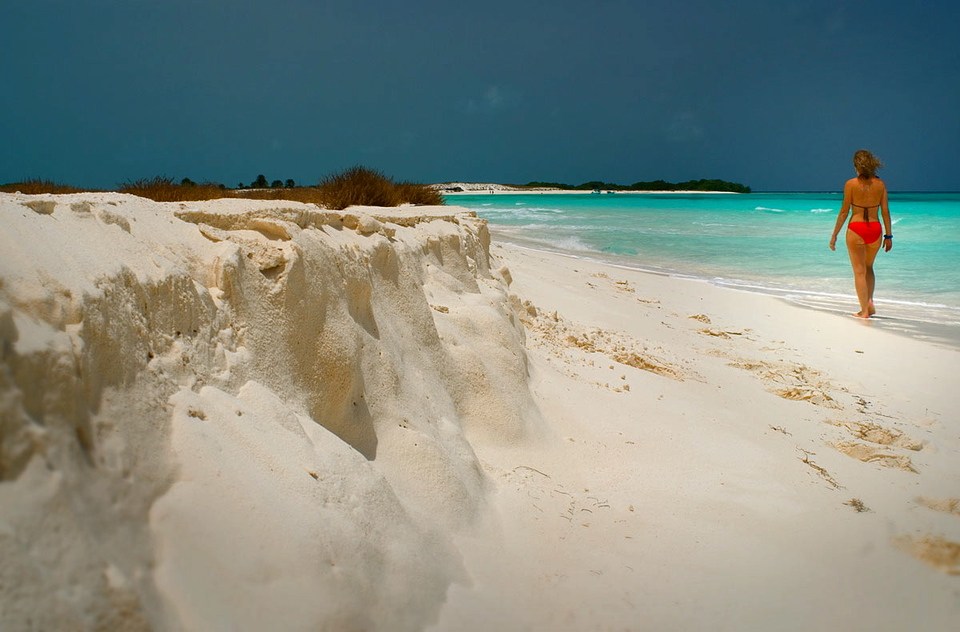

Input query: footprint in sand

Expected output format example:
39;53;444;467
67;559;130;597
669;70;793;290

692;314;750;339
894;535;960;575
916;497;960;517
827;420;922;472
829;420;924;451
514;297;686;381
502;466;613;527
831;441;918;473
726;357;841;408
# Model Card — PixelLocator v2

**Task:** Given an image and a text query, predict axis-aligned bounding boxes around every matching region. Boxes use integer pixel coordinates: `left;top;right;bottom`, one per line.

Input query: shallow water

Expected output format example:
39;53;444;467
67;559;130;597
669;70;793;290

447;191;960;345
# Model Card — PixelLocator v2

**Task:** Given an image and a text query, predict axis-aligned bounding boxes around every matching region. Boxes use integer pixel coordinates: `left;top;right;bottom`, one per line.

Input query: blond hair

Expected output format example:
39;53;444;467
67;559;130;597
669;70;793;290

853;149;883;179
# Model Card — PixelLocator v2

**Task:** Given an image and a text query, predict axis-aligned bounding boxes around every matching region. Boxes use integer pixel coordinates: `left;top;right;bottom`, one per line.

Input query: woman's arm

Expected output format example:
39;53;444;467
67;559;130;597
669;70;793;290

880;183;893;252
829;180;852;251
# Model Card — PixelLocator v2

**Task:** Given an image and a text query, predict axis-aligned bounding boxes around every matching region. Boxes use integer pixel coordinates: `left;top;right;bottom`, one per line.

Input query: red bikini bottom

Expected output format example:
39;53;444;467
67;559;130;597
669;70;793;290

847;221;882;244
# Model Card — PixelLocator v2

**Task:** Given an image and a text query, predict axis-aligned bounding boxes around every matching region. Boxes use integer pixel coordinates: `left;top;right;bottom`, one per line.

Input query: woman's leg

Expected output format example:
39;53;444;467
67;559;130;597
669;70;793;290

845;230;871;317
864;239;882;315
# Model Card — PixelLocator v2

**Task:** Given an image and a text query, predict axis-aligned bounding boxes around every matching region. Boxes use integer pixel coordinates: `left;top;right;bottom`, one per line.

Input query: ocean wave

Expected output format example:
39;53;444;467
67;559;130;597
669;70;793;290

518;234;595;253
810;208;833;213
755;206;786;213
561;224;622;232
515;223;551;230
482;206;563;215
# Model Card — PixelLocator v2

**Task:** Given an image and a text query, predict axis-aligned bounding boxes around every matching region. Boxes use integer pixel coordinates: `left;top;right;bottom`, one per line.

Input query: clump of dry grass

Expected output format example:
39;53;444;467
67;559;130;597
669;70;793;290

395;181;444;206
0;178;91;194
318;166;400;209
236;187;327;205
317;166;443;210
118;176;228;202
117;177;329;205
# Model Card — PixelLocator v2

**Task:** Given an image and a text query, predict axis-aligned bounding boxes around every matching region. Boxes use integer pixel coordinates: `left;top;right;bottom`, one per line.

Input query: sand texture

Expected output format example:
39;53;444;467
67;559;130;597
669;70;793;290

0;193;535;630
2;194;959;630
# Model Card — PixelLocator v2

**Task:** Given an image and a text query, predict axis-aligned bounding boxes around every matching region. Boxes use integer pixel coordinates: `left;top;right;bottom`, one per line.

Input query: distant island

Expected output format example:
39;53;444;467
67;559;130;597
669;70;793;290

436;179;751;194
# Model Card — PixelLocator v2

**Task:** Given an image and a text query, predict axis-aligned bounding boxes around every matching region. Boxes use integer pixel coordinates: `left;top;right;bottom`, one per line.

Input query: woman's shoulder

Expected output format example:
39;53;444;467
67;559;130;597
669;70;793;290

847;176;885;187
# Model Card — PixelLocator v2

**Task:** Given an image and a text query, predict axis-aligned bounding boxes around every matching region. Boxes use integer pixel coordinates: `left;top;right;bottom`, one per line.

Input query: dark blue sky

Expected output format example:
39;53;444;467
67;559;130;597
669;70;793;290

2;0;958;191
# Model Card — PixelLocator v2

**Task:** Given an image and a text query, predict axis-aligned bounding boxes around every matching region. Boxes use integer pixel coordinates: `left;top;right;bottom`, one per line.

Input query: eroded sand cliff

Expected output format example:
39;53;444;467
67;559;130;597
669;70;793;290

0;193;538;630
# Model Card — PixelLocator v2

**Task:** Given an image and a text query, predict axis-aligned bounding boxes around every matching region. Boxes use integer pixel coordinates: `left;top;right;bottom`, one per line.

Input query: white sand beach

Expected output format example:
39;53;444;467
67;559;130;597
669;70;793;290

1;194;958;631
436;241;960;630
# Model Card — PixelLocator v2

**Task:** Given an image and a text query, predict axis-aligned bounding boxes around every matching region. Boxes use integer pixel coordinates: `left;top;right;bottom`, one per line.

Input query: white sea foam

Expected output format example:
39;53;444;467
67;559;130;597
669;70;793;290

482;206;563;217
495;227;595;254
535;235;594;252
516;223;551;230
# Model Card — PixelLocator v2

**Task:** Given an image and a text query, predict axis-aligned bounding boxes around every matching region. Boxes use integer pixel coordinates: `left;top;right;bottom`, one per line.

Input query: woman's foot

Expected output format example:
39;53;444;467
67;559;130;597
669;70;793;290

868;300;876;316
853;311;871;319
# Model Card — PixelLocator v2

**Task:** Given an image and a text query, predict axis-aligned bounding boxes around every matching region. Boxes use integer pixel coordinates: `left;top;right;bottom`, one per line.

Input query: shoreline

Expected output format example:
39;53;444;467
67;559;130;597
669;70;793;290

488;227;960;351
441;187;739;196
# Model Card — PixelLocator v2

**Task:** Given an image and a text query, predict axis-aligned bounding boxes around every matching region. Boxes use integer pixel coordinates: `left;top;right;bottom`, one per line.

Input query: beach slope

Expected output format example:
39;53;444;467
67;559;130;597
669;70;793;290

434;241;960;630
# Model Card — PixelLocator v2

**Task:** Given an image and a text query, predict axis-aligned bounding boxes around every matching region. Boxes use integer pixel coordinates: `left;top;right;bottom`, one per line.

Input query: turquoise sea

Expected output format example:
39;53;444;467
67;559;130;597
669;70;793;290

446;192;960;345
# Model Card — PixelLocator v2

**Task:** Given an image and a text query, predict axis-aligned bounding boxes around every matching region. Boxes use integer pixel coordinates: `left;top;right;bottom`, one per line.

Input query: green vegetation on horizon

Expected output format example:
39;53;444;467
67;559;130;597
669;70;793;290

520;178;751;193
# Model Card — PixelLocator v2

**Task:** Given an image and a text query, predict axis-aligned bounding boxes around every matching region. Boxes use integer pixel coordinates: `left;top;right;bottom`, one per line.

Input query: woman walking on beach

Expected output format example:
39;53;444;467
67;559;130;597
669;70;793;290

829;149;893;318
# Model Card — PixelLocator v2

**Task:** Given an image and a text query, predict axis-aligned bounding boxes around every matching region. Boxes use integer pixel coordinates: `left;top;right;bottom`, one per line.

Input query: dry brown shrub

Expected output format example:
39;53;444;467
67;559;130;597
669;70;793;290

118;176;228;202
317;166;443;210
0;178;90;194
318;166;399;209
395;181;444;205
